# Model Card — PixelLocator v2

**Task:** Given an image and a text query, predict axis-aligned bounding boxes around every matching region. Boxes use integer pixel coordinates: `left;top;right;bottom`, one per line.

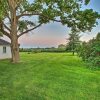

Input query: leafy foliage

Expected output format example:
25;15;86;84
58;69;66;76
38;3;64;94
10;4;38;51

0;0;100;35
18;20;35;32
66;32;81;55
78;33;100;68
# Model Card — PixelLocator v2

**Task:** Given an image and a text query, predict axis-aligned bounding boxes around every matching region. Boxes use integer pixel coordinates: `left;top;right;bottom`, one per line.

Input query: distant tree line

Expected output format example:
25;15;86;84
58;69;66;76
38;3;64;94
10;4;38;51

19;46;66;53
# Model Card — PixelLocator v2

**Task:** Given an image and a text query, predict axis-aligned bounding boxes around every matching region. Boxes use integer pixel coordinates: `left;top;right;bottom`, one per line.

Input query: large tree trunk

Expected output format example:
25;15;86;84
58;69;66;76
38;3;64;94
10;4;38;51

8;0;20;63
11;37;20;63
10;12;20;63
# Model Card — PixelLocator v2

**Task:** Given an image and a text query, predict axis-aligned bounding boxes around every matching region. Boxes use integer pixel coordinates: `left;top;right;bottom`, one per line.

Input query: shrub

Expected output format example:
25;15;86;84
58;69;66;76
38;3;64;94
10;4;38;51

78;33;100;68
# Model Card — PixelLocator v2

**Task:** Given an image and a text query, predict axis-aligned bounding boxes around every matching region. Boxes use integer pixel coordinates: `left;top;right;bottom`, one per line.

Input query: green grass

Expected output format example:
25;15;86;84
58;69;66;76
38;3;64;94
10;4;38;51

0;53;100;100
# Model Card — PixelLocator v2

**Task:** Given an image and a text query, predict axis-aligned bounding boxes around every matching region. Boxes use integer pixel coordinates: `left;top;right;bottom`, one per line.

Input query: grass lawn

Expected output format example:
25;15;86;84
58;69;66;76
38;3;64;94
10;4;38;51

0;53;100;100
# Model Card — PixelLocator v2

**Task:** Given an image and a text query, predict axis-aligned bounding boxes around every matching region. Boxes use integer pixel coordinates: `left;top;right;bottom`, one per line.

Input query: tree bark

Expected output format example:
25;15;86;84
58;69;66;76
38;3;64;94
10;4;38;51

10;13;20;63
9;0;20;63
11;37;20;63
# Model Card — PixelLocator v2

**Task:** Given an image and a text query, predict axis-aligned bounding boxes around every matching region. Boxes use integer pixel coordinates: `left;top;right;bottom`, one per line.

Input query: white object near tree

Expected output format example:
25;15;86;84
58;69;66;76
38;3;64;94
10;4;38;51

0;39;11;59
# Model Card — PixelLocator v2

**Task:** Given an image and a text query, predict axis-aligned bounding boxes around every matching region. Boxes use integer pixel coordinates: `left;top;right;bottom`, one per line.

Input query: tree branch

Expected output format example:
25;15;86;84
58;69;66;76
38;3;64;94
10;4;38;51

15;0;24;10
18;23;42;38
0;29;11;39
17;12;40;19
7;15;11;22
17;12;61;22
3;23;11;32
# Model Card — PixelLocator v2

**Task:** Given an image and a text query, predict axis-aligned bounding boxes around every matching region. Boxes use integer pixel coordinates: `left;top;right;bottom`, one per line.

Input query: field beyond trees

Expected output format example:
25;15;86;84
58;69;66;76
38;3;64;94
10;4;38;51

0;53;100;100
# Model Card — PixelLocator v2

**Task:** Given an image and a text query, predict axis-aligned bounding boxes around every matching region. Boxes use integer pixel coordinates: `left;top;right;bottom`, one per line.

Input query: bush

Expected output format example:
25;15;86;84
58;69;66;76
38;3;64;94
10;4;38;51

77;33;100;68
32;49;42;53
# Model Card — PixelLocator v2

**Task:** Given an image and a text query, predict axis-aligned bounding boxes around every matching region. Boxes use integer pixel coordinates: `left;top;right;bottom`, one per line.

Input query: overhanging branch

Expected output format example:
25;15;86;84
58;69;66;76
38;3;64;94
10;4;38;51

18;23;42;38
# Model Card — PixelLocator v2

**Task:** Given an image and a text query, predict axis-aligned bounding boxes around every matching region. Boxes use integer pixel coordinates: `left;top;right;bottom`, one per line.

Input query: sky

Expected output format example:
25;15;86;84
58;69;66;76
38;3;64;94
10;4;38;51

3;0;100;48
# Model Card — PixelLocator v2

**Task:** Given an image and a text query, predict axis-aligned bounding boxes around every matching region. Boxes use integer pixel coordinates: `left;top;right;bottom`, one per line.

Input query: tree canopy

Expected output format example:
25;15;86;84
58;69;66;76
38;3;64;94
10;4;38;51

0;0;100;37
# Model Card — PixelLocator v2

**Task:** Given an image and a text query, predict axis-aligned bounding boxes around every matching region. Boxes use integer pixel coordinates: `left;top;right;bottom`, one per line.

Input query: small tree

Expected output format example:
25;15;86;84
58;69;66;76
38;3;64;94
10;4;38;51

66;32;80;55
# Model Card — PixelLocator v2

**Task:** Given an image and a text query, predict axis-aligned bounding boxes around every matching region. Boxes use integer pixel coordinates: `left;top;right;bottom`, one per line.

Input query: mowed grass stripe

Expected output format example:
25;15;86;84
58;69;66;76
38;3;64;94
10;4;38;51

0;53;100;100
